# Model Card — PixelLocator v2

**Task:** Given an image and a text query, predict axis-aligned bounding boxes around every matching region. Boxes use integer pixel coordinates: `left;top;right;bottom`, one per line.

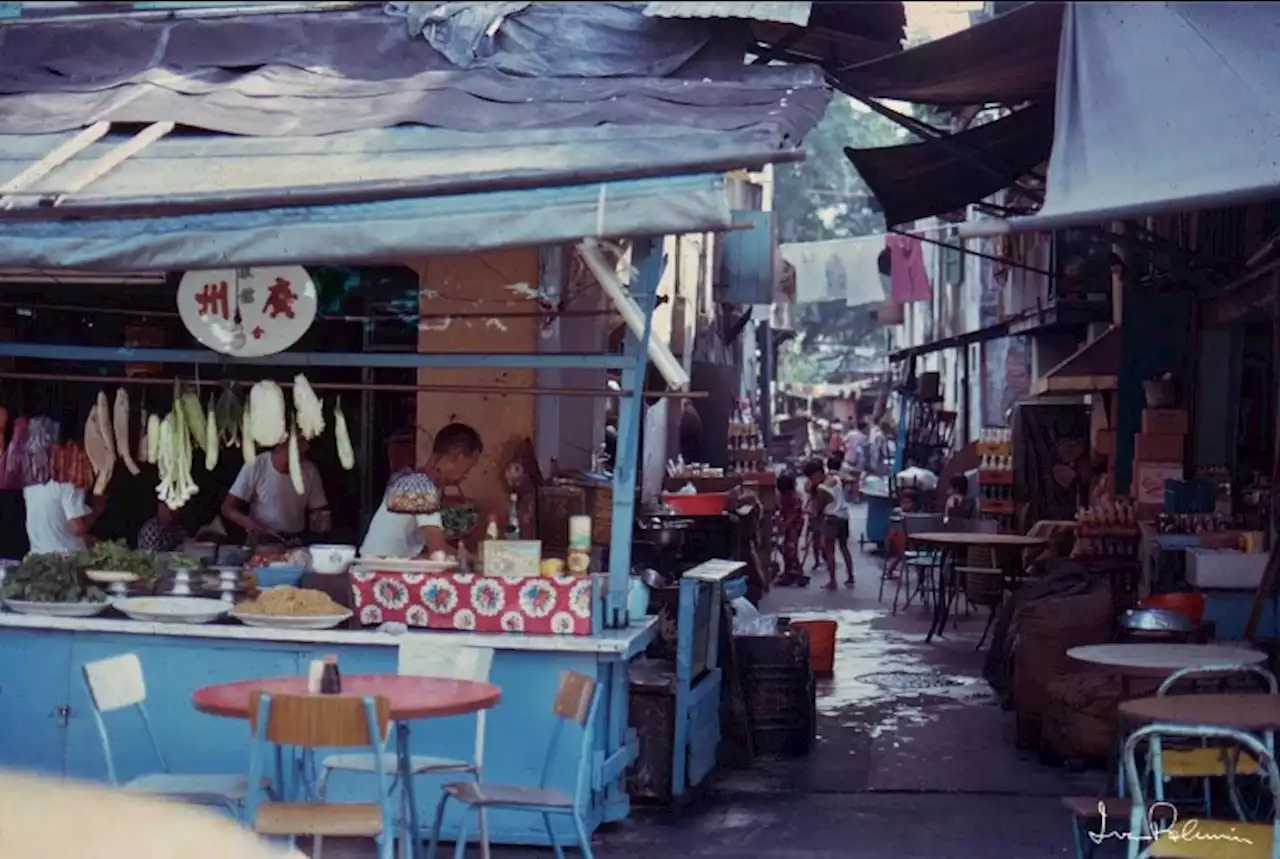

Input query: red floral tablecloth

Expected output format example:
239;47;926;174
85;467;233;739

350;569;594;635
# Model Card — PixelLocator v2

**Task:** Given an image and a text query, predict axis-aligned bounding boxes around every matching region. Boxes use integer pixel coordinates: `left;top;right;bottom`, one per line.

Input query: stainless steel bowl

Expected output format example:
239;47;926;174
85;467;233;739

1120;607;1195;634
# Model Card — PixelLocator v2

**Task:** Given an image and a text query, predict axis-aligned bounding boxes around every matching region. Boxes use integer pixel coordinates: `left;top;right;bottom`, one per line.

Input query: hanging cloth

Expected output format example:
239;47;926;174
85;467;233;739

885;234;933;303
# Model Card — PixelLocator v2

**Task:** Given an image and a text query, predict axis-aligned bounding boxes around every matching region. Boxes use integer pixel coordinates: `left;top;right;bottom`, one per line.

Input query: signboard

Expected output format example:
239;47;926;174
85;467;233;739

177;266;316;357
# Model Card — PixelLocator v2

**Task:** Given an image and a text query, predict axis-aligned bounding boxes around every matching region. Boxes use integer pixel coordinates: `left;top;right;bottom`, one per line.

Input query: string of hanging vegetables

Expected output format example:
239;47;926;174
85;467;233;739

0;373;357;514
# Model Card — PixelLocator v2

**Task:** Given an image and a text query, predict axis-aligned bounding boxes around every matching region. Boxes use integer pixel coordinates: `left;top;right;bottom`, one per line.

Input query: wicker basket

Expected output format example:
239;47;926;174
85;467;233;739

587;484;613;545
1011;582;1114;749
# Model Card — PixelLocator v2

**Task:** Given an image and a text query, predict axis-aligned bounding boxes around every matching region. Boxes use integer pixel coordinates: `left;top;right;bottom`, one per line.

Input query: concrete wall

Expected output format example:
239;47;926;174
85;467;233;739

415;250;541;522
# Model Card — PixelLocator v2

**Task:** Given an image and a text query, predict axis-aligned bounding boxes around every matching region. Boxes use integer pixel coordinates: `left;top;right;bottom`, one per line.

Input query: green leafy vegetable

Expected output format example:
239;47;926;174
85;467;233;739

2;554;105;604
441;504;479;538
77;540;158;582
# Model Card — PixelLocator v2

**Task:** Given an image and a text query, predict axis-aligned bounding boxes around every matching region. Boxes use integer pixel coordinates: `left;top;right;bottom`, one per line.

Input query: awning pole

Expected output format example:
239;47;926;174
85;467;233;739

0;122;111;209
577;238;690;390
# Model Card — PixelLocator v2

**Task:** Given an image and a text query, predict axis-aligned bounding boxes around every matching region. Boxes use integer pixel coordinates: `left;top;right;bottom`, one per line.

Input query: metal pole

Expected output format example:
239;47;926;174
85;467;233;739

606;238;662;628
759;322;774;447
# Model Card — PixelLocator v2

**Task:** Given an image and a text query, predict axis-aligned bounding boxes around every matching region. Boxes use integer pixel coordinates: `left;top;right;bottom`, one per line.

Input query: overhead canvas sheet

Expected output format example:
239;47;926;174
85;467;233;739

1011;2;1280;231
0;173;731;272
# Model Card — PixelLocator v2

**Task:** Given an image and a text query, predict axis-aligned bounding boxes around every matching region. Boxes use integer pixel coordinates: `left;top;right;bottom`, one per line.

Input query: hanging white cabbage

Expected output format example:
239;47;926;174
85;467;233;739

248;381;287;448
292;374;325;441
333;396;355;471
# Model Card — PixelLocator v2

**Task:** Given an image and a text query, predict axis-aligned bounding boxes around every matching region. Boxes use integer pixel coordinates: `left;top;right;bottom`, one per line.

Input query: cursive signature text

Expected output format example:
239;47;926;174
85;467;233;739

1088;801;1255;846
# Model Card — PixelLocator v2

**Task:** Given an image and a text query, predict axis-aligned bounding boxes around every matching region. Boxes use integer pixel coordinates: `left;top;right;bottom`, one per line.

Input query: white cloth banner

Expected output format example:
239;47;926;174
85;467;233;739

781;235;887;307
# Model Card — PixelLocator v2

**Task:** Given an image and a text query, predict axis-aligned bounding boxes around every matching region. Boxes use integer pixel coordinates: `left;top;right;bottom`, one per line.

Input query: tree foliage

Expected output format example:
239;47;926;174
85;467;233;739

774;94;907;382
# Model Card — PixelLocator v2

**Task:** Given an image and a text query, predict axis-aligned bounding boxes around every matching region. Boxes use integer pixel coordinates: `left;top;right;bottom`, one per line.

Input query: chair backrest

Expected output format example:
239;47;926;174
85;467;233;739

82;653;161;785
1157;663;1279;696
540;670;600;805
83;653;147;712
397;641;494;764
902;513;943;536
249;692;391;748
397;641;494;682
1122;722;1280;859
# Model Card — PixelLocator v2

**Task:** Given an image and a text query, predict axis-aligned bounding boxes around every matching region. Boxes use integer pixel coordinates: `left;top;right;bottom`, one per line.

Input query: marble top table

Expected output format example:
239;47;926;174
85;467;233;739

1068;643;1267;679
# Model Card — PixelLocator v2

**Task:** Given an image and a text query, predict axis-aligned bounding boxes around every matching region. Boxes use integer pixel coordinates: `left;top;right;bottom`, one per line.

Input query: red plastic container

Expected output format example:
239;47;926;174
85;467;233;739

1140;592;1206;626
662;492;729;517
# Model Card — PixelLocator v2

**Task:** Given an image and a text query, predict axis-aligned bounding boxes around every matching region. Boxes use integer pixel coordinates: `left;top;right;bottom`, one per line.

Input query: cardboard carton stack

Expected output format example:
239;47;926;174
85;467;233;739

1132;408;1187;516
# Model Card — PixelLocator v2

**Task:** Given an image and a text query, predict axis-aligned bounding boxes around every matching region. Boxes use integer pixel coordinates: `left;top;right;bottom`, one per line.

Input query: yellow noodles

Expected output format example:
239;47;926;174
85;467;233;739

237;585;345;616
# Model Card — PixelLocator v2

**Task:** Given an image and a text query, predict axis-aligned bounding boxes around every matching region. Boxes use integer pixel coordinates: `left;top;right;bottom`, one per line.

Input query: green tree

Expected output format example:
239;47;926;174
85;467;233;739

774;94;907;383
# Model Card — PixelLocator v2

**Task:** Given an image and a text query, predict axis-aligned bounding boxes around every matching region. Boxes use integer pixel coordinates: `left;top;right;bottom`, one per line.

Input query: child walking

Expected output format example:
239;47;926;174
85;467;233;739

775;473;807;586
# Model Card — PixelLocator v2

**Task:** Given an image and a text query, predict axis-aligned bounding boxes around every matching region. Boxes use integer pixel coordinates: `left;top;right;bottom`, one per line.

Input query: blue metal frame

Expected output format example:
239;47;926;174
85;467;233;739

0;342;637;370
604;237;663;629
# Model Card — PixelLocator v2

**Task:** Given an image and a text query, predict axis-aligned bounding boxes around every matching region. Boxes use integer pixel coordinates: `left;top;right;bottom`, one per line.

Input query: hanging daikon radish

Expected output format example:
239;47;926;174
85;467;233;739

287;423;305;496
146;413;161;464
204;395;218;471
91;391;117;495
242;404;256;464
248;381;287;448
292;374;325;441
333;396;355;471
113;388;140;476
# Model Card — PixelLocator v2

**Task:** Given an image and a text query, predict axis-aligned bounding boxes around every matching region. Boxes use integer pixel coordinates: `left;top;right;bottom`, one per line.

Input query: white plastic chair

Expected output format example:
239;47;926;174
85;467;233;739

316;642;494;859
82;653;249;813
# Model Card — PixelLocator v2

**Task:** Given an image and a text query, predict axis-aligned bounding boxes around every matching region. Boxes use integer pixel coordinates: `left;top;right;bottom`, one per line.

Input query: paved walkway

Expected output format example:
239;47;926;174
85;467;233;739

325;504;1104;858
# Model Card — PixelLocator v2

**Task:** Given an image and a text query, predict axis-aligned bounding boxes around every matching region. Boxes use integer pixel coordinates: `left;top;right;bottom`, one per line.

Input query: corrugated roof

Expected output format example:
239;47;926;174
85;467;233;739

644;2;813;27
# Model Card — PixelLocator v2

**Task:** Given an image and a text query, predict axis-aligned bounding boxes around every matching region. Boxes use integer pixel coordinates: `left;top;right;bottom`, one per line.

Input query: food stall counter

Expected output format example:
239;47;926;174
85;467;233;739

0;610;656;846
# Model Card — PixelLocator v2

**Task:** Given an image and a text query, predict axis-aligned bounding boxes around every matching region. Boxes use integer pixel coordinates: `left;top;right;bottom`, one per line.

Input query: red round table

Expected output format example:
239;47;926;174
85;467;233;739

194;674;500;859
193;674;501;720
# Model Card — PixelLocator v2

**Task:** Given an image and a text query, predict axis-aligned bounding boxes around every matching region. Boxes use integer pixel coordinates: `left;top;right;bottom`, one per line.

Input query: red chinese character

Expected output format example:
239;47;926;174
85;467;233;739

252;326;265;340
262;277;298;320
195;281;230;319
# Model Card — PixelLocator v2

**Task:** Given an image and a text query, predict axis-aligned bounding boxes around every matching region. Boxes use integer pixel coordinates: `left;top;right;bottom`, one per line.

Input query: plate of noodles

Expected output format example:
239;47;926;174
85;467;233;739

231;585;352;629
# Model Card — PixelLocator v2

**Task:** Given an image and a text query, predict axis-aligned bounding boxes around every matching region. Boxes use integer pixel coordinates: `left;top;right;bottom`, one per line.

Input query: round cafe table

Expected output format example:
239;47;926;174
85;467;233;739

1067;643;1268;680
908;532;1047;643
194;675;501;859
1119;693;1280;732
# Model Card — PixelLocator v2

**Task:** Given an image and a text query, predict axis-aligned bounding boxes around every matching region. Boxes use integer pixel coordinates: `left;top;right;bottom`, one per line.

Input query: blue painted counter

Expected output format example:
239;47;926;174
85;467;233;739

0;614;656;846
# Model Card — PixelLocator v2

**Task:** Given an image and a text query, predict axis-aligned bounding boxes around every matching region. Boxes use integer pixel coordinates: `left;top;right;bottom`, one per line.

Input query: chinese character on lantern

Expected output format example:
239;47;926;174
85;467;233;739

263;277;298;320
195;280;230;319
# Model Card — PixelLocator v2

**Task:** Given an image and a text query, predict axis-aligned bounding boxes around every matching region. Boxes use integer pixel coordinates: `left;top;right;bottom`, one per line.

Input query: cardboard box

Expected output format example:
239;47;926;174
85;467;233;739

1094;429;1115;457
1132;460;1184;506
1134;432;1184;462
1141;408;1188;435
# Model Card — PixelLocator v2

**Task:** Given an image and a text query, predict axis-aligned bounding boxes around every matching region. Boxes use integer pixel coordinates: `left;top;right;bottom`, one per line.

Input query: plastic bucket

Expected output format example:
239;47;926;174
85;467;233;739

792;619;837;677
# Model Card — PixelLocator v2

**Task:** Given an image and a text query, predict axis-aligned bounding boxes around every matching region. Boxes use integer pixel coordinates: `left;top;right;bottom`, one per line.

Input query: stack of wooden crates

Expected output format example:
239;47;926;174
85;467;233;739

1132;407;1188;518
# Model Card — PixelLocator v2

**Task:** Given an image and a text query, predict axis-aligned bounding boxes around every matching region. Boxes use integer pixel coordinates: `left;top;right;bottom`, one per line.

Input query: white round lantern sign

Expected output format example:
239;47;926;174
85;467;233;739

177;266;318;357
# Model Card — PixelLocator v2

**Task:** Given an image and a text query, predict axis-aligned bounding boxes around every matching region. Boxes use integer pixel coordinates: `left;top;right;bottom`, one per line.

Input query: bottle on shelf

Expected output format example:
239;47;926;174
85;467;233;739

506;493;522;539
320;655;342;695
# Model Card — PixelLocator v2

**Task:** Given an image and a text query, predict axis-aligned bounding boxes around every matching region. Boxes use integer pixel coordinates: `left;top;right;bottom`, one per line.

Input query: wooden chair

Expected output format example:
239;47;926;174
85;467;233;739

246;692;397;859
1121;722;1280;859
82;653;248;813
426;670;600;859
317;643;495;859
952;542;1004;650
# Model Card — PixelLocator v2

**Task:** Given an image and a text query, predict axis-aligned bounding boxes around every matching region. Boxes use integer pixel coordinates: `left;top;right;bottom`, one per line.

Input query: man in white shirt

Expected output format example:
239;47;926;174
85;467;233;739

21;416;106;554
360;423;483;559
843;420;868;470
25;480;104;554
221;438;330;542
